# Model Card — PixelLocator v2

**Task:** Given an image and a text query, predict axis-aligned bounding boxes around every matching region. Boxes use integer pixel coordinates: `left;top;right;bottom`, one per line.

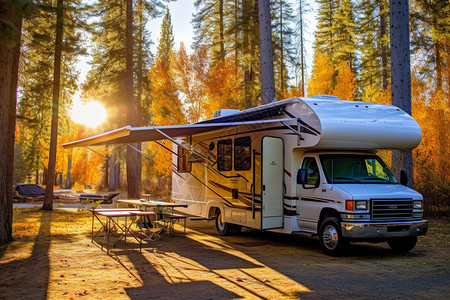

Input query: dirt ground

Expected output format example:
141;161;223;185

0;207;449;300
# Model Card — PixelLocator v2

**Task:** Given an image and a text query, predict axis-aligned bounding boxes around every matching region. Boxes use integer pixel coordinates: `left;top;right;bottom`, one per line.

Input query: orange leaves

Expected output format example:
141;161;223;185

307;52;334;96
148;141;173;176
203;56;243;118
149;57;186;126
71;147;106;188
333;60;357;101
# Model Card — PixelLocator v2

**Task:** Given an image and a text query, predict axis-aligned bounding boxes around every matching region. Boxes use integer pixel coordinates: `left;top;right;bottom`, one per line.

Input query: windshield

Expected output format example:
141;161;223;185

319;154;398;184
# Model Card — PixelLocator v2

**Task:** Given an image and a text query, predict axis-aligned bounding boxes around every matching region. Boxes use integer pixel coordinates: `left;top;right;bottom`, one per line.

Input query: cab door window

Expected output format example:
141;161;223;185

301;157;320;187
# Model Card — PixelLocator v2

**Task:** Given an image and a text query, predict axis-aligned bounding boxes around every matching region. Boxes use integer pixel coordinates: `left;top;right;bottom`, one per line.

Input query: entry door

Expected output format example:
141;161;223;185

261;136;284;229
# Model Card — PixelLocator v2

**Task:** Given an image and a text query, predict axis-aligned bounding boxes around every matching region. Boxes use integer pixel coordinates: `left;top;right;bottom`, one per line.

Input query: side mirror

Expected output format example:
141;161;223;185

297;169;320;189
297;169;307;184
400;169;408;186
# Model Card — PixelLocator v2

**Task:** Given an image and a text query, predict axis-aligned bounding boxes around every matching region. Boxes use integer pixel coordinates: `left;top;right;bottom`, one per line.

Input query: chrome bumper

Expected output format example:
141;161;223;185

341;220;428;239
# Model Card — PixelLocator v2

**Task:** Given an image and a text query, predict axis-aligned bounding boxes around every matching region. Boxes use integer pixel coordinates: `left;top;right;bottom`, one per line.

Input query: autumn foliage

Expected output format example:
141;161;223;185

308;52;357;100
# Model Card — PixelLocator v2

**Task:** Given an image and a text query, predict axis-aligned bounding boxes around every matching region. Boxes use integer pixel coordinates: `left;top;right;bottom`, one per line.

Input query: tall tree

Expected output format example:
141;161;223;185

149;7;184;126
332;0;356;68
390;0;414;188
411;0;449;92
357;0;390;96
43;0;64;210
314;0;338;64
17;0;82;186
125;0;141;198
271;0;295;96
258;0;275;104
293;0;310;96
0;0;26;244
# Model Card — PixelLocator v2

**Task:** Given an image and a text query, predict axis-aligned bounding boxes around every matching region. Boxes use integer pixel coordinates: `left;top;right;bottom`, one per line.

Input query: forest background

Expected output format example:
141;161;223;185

10;0;449;216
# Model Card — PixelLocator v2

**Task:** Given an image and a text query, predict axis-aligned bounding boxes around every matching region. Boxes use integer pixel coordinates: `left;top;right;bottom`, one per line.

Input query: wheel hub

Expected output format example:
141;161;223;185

323;225;339;250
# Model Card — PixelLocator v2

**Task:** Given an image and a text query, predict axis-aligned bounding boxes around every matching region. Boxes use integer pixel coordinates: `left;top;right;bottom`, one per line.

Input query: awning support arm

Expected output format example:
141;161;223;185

155;128;207;161
126;142;163;161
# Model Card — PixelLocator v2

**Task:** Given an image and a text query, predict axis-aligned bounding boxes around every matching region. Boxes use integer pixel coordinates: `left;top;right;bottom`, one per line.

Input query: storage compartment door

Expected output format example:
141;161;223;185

261;136;284;229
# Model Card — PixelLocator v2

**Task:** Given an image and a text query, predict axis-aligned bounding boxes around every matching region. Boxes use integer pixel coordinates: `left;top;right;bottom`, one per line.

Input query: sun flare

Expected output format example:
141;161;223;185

70;101;107;128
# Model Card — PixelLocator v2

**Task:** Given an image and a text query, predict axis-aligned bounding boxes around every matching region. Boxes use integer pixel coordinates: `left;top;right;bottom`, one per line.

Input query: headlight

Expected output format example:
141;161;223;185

413;200;423;210
355;201;368;210
345;200;368;211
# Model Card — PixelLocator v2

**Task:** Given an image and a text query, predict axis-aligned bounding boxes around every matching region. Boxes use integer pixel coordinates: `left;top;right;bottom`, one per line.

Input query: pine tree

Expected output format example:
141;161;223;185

293;0;310;96
332;0;356;68
314;0;338;64
271;0;296;96
357;0;390;96
0;0;26;245
150;8;185;126
17;0;83;185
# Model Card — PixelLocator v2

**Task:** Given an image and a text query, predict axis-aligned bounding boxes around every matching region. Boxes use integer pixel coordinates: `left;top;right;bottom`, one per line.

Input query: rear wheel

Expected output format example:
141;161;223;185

388;236;417;253
319;217;348;256
215;209;241;235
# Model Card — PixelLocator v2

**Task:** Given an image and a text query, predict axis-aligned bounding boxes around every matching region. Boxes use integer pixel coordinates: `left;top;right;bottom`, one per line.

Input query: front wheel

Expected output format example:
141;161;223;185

215;209;241;236
319;217;348;256
388;236;417;253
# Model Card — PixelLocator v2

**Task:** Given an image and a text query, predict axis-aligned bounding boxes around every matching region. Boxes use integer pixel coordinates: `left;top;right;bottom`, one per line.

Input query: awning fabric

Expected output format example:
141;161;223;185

62;118;297;149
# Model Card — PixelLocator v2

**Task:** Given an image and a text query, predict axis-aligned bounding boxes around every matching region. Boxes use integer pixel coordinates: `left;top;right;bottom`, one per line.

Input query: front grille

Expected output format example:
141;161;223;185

371;199;413;220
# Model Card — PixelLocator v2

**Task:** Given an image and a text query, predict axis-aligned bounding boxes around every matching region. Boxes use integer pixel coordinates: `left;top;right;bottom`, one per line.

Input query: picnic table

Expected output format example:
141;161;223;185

89;208;156;254
116;199;188;236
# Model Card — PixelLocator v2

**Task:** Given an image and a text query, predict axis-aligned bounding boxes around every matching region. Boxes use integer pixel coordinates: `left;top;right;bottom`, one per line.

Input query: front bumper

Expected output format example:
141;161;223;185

341;220;428;239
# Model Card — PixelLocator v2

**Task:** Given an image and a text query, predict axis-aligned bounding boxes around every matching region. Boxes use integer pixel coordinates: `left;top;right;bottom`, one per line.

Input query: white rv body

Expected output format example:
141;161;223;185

63;96;428;254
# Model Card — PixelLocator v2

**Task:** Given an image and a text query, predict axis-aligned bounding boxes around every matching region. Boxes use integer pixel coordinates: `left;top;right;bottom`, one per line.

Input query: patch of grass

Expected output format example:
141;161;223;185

417;219;450;246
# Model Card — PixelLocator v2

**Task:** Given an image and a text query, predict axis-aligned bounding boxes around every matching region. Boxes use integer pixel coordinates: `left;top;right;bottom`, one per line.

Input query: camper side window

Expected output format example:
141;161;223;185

234;136;251;171
217;139;232;171
177;146;192;173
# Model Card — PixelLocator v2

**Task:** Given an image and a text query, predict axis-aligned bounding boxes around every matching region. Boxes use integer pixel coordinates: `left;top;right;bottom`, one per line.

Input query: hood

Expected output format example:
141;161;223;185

333;183;423;200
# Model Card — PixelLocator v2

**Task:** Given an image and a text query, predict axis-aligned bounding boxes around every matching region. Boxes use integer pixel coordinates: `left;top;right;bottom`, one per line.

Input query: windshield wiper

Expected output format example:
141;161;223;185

361;177;395;183
331;177;364;183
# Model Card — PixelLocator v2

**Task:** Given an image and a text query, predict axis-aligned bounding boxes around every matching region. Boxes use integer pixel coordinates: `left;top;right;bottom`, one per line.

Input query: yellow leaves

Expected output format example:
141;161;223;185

308;52;357;100
361;84;391;105
308;52;334;96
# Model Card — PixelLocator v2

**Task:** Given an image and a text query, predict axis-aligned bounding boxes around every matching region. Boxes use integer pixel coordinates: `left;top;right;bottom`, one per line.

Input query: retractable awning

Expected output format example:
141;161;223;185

62;118;298;149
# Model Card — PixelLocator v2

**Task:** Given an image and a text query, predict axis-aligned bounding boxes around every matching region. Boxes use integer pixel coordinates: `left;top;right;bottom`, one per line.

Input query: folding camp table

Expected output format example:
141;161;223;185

116;200;188;236
89;208;156;254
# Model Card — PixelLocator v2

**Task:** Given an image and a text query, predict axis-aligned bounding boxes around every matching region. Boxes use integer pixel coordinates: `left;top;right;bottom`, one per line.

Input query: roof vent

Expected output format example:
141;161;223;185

213;109;240;118
309;95;341;101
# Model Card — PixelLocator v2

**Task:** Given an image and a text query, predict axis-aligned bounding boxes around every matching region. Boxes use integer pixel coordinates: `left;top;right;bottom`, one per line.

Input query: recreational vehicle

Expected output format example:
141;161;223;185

64;96;428;255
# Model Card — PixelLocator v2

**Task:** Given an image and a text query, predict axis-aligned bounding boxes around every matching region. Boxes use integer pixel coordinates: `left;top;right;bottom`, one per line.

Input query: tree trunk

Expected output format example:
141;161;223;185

389;0;414;188
279;0;284;93
258;0;276;104
243;0;251;108
380;0;389;89
299;0;305;96
43;0;64;210
125;0;141;198
218;0;225;61
65;151;72;189
0;2;22;244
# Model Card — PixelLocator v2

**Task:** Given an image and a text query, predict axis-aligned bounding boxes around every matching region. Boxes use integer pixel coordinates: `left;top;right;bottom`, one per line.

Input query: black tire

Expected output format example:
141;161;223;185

215;209;241;236
387;236;417;253
319;217;348;256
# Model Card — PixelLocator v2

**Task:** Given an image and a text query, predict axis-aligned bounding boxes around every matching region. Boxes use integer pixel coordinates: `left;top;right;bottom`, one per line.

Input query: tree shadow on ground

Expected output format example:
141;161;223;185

0;210;52;299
